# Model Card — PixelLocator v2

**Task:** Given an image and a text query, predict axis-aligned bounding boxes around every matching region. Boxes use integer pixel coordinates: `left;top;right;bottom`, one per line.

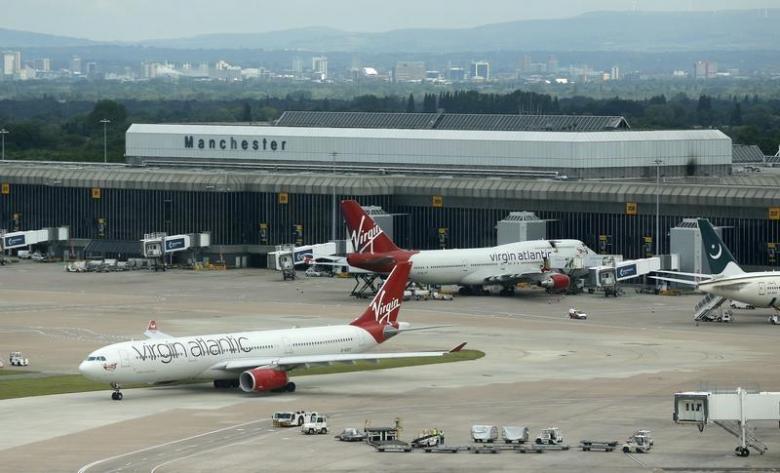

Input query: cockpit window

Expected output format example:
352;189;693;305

86;356;107;361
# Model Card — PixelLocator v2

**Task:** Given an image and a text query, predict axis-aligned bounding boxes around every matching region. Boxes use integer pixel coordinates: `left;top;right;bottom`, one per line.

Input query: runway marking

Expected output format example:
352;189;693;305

76;419;267;473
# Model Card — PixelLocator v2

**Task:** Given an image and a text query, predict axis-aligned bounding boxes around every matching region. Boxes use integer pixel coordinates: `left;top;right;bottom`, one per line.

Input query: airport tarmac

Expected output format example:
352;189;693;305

1;262;780;472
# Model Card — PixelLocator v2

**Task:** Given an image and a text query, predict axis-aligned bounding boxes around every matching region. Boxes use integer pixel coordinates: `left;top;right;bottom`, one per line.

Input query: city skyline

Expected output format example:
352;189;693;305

0;0;776;42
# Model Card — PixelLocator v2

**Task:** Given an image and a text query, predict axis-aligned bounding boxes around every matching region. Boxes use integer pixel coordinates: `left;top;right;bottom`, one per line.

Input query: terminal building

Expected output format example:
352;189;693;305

1;111;779;268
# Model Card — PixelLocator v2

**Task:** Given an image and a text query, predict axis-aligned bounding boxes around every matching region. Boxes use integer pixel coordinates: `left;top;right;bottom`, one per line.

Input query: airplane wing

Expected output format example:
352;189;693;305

215;343;467;372
144;320;173;339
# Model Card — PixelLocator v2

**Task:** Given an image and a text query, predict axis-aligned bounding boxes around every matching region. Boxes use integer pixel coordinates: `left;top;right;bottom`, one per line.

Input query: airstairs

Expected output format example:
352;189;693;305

694;293;728;321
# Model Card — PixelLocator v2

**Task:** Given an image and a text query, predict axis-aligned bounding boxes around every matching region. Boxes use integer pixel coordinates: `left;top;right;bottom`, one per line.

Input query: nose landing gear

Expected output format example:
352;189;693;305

111;382;123;400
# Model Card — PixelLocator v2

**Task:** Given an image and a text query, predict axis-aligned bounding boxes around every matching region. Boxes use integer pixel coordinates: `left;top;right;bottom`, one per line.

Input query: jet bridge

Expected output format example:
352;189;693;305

141;232;211;269
1;226;69;263
674;387;780;456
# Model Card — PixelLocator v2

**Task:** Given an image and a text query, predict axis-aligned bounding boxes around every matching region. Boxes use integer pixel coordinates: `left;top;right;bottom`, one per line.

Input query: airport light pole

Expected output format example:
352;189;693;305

99;119;110;163
653;159;664;255
331;151;337;242
0;128;8;161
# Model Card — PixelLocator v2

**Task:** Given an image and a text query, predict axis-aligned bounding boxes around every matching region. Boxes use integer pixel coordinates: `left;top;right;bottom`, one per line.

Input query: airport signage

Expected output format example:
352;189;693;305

4;234;25;247
184;135;287;153
164;238;186;252
616;264;637;279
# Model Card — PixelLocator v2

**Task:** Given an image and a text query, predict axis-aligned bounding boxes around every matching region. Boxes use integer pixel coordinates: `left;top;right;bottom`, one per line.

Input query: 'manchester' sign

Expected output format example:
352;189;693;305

185;135;287;152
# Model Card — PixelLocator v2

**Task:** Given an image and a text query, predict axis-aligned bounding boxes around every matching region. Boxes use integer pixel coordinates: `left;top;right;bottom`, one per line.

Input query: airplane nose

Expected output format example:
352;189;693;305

78;361;88;375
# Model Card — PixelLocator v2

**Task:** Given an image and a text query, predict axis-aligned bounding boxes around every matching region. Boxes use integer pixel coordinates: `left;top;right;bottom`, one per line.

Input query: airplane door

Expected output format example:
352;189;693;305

119;349;130;368
759;282;766;296
282;337;293;355
462;258;470;273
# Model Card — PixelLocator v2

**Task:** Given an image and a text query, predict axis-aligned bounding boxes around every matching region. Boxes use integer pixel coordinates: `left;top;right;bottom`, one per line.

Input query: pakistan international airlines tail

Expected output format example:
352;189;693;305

341;200;591;294
79;262;464;400
653;219;780;323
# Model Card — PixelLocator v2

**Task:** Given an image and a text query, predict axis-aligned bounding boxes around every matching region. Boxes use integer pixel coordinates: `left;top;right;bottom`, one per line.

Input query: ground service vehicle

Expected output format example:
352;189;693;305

622;431;653;453
272;411;307;427
302;413;328;434
335;428;366;442
568;308;588;320
9;352;29;366
535;427;564;445
471;425;498;443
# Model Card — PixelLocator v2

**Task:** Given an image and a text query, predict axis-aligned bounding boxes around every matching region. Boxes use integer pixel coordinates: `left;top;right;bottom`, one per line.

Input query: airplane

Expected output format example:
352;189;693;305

341;200;591;295
79;262;464;400
653;218;780;324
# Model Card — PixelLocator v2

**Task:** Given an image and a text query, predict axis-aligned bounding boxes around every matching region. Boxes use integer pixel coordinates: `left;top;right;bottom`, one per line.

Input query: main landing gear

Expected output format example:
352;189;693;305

111;382;123;401
271;382;297;393
214;379;241;389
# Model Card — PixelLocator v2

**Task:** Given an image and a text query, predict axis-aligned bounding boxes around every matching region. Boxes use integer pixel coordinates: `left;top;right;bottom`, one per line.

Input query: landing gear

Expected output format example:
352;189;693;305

735;446;750;457
213;379;240;389
285;382;296;392
110;382;123;401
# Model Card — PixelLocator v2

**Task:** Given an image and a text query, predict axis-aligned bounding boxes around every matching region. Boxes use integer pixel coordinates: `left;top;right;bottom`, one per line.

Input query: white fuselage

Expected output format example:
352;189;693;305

700;272;780;308
407;239;587;286
79;325;375;385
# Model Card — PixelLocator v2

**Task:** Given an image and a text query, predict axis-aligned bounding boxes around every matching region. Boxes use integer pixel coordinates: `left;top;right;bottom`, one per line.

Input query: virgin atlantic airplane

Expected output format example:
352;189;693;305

79;262;463;400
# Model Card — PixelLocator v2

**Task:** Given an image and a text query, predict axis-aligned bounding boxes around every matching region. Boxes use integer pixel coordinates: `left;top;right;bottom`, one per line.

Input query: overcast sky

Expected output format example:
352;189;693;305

0;0;776;41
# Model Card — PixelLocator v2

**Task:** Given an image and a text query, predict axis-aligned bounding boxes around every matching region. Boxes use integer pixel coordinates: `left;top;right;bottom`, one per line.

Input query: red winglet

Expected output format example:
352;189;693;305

146;320;158;332
449;342;467;353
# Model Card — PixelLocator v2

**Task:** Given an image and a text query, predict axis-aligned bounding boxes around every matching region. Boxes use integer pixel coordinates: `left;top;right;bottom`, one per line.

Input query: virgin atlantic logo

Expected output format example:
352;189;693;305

350;215;383;253
370;289;400;325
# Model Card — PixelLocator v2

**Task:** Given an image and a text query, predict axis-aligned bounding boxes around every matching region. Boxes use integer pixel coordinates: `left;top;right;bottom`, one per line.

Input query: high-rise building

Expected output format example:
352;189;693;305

471;61;490;80
2;52;16;77
447;66;465;82
610;66;621;81
393;61;425;82
70;55;82;75
694;60;717;80
312;56;328;80
36;58;51;72
292;57;304;78
547;56;559;74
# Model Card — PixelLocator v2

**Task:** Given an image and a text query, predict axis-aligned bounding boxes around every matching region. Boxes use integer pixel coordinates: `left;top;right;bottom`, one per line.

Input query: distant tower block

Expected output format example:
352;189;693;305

496;212;547;245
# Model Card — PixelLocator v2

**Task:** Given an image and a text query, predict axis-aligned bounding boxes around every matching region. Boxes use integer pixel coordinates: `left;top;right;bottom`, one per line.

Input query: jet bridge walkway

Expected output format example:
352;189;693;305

674;387;780;456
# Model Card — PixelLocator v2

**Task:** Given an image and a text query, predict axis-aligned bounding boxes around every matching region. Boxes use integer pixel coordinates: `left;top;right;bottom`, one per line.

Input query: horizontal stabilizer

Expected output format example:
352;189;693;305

649;275;699;286
655;270;714;280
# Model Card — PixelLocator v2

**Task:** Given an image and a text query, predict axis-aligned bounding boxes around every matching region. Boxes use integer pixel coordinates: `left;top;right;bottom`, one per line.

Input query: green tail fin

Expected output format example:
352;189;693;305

697;219;740;275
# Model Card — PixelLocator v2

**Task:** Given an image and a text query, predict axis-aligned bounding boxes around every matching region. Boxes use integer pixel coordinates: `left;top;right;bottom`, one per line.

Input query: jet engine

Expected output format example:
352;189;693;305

239;368;290;393
540;273;571;291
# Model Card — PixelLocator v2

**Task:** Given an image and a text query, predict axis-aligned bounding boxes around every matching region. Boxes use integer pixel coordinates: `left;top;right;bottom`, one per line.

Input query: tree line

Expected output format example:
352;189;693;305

0;89;778;162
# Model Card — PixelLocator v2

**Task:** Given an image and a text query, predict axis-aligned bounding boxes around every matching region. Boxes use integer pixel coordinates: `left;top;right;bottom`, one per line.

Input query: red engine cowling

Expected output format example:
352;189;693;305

239;368;288;393
540;273;571;291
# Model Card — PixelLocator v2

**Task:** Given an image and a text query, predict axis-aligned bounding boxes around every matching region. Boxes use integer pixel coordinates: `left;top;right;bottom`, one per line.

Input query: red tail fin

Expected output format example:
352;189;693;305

351;262;410;331
341;200;400;254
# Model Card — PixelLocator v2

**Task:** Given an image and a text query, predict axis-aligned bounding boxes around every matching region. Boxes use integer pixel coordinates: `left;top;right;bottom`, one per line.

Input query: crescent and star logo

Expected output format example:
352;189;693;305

103;362;117;372
709;243;723;260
